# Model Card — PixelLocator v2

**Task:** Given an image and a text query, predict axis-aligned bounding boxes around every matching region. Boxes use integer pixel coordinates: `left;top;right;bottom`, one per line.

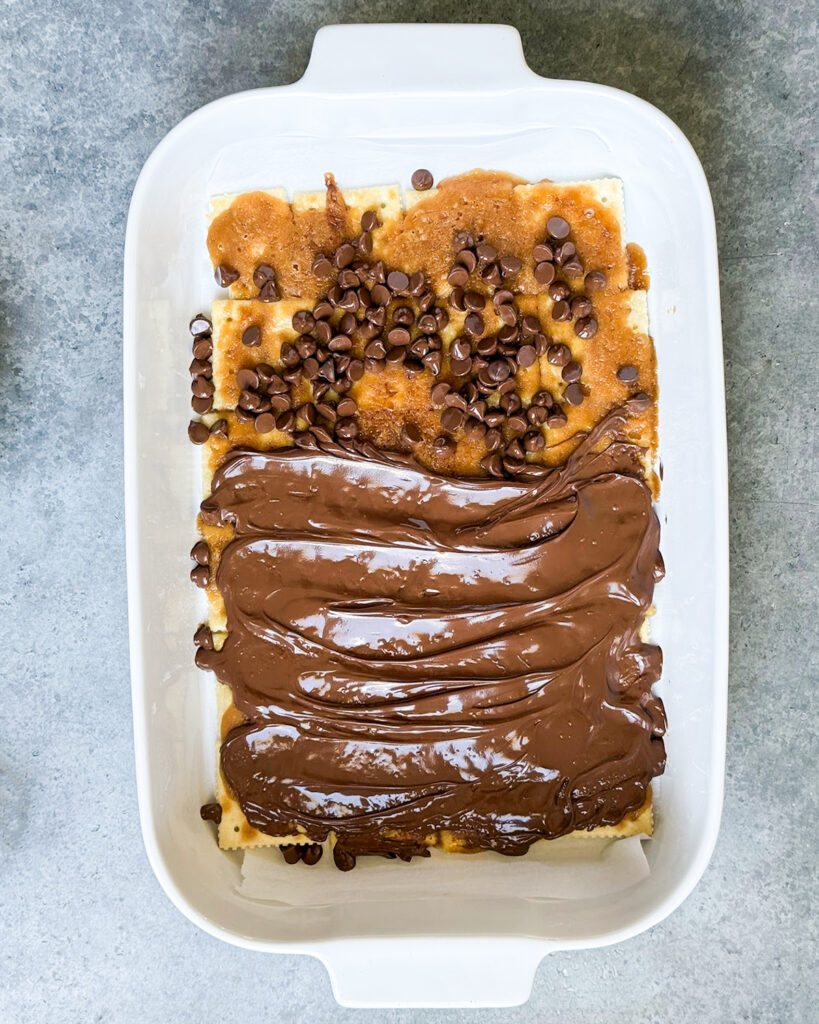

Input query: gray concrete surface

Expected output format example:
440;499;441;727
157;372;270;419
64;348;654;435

1;1;816;1020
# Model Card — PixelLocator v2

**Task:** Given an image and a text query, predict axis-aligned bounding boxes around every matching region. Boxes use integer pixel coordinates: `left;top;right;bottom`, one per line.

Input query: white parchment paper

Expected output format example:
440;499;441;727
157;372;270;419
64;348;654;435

238;835;649;906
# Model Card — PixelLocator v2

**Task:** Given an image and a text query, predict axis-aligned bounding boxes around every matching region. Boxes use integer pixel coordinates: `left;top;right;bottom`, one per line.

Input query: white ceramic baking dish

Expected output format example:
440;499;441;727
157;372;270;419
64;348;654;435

124;23;728;1008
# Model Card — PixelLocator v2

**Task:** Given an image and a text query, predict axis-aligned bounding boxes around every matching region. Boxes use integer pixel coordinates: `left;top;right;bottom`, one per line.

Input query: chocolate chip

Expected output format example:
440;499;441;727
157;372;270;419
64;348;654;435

358;232;373;256
189;314;212;337
481;262;502;286
189;358;211;379
475;243;497;264
496;304;516;327
507;413;528;434
364;340;387;360
386;347;407;364
241;325;261;347
626;392;652;413
450;357;472;377
270;393;291;413
418;290;435;312
316;401;337;423
234;407;254;423
209;418;228;437
281;845;302;865
236;366;260;391
547;216;570;240
535;333;549;356
194;624;214;649
360;210;378;232
190;541;209;566
563;382;584;405
465;418;487;440
338;269;360;289
574;317;598;338
411;168;434;191
301;356;319;380
562;361;582;383
563;257;584;277
335;243;356;269
431;381;451;407
260;278;280;301
302;843;323;865
476;337;498;358
499;255;522;278
488;359;511;383
456;248;478;273
433;435;454;454
276;411;296;432
454;231;474;251
464;313;484;336
484;427;503;450
191;376;214;399
310;254;331;278
387;270;409;293
406;272;424;297
585;270;607;292
334;398;355;419
336;417;359;439
340;290;360;312
192;336;213;360
190;564;209;587
410;338;430;358
463;290;486;312
524;430;545;452
313;300;333;320
447;286;466;312
214;265;239;287
253;264;275;287
548;281;571;302
534;261;556;285
554;241;576;265
617;364;639;382
533;242;554;263
368;283;389;306
199;500;221;525
433;306;449;330
250;412;273;433
450;338;471;362
423;351;442;374
547;344;571;366
480;452;504;477
348;359;365;381
498;325;519;345
441;407;464;432
517;345;537;368
506;438;525;461
570;296;593;320
547;408;567;429
238;389;260;411
551;300;571;322
388;326;411;347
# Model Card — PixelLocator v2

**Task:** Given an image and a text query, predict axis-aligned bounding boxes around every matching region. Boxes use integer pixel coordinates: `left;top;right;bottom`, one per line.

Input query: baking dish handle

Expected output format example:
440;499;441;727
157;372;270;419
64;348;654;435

320;938;548;1008
301;24;537;95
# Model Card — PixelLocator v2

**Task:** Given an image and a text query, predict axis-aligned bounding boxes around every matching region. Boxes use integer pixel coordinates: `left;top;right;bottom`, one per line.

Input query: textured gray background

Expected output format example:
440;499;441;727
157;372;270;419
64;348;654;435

1;0;816;1021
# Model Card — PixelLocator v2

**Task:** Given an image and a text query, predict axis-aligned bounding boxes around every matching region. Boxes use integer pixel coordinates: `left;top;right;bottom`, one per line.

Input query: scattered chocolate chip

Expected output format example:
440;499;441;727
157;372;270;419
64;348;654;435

547;344;571;366
570;296;593;319
480;452;504;477
507;413;528;434
333;846;356;871
276;411;296;432
465;418;487;440
517;345;537;368
499;390;522;413
547;409;568;428
484;427;503;450
189;358;211;379
361;210;379;232
192;336;213;360
548;281;571;302
626;392;652;413
506;438;525;461
554;241;576;265
337;269;359;289
336;418;359;439
464;312;484;336
334;243;356;269
546;216;570;240
281;845;302;865
387;270;409;293
200;802;222;823
194;624;214;649
585;270;607;292
441;407;464;432
190;541;209;565
563;257;584;277
400;422;423;446
524;430;545;452
191;376;214;399
411;168;434;191
259;278;280;301
456;248;478;273
431;381;451;407
433;435;454;454
241;325;261;347
386;346;407;365
488;359;511;383
533;242;555;263
190;563;209;587
574;316;598;338
214;264;239;287
563;382;585;405
236;367;260;391
347;359;365;381
369;283;390;306
253;264;275;287
454;231;474;251
251;412;273;433
388;326;411;347
313;300;333;320
209;418;228;437
481;262;502;286
463;290;485;312
189;314;212;337
551;300;571;321
617;364;639;382
423;351;442;374
499;255;522;278
450;357;472;377
358;232;373;256
562;360;582;382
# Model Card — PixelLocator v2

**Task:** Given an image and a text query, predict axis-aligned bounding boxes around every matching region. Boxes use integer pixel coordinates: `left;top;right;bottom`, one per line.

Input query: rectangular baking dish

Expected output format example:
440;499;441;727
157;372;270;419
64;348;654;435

123;23;728;1008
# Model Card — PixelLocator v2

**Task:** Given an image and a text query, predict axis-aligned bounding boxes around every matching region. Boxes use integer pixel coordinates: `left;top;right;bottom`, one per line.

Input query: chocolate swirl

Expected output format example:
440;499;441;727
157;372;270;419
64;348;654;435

200;410;666;862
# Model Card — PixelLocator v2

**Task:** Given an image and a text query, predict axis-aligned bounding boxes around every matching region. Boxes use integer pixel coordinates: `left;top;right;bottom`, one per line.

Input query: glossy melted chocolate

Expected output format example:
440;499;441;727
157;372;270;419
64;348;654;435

199;409;666;864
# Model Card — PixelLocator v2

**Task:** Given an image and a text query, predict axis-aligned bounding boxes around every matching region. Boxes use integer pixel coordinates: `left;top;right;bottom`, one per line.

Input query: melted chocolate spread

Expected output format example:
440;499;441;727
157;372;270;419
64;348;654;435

199;409;665;862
